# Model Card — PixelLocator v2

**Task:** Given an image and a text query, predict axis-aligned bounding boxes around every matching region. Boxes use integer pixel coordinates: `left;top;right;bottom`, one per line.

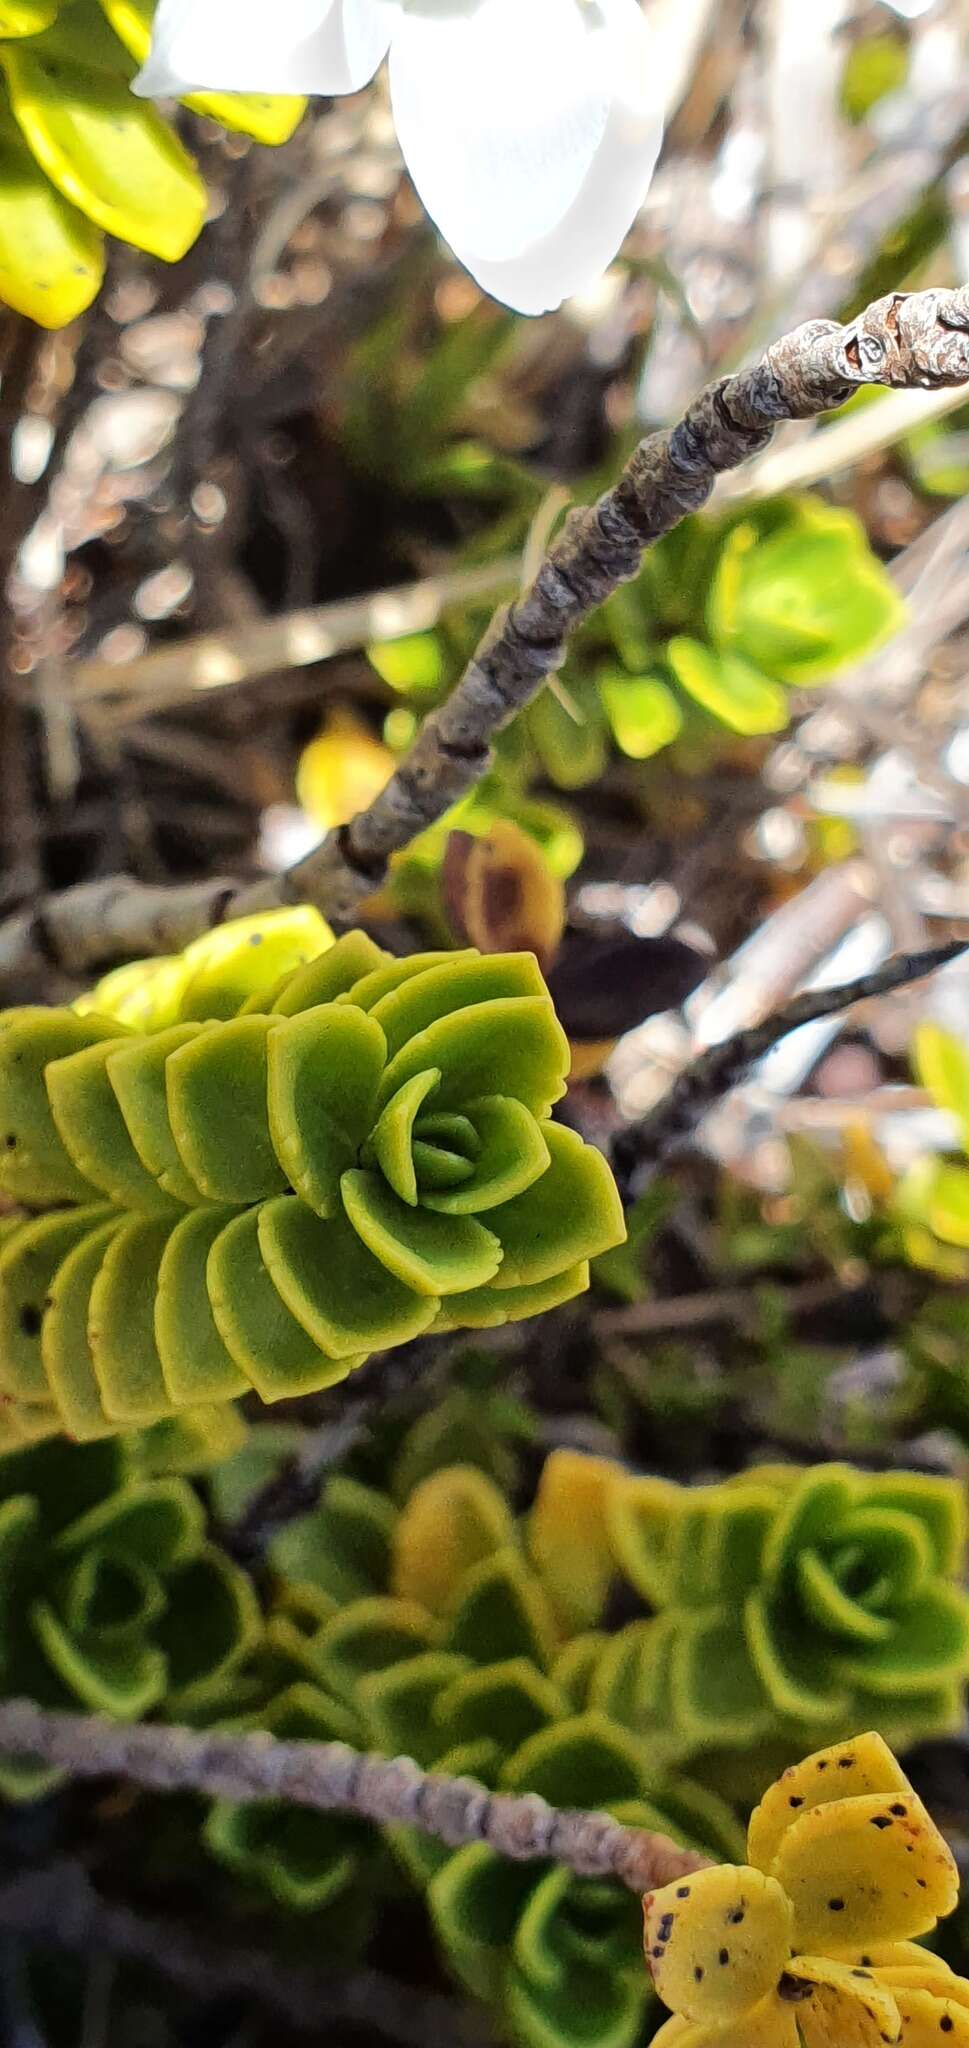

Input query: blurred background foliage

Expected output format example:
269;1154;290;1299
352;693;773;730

6;3;969;2048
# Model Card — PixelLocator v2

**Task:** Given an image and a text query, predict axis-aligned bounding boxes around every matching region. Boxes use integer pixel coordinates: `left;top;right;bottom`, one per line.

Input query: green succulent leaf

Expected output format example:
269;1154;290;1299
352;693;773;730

745;1586;849;1725
669;1605;772;1744
392;1465;515;1616
0;931;616;1433
446;1549;557;1669
272;1477;395;1606
206;1205;353;1403
431;1843;539;2000
666;636;788;735
258;1194;439;1356
1;52;201;260
430;1262;590;1332
376;995;570;1121
0;1007;121;1204
0;99;101;323
708;499;904;683
599;670;683;759
360;1650;471;1765
434;1657;565;1752
500;1712;647;1807
167;1018;289;1206
831;1584;969;1696
311;1596;438;1705
0;1205;113;1401
485;1125;625;1288
268;1005;386;1216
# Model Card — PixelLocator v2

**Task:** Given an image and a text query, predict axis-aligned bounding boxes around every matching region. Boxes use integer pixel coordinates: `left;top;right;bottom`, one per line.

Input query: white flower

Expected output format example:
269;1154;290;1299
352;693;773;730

134;0;663;316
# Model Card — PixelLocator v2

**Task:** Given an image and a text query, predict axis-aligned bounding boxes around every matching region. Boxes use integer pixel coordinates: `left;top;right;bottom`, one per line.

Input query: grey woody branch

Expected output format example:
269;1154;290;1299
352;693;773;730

5;282;969;990
0;1698;708;1894
611;937;969;1198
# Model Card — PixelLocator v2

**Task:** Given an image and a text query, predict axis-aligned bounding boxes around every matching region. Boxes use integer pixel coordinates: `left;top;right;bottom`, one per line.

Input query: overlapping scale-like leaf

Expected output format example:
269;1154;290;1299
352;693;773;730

0;920;623;1436
198;1420;739;2048
603;1460;969;1757
0;1428;258;1787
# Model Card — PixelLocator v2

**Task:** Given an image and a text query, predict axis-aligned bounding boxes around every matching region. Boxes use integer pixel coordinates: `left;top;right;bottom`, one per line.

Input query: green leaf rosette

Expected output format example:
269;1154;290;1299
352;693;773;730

0;915;625;1440
0;1428;259;1794
608;1461;969;1761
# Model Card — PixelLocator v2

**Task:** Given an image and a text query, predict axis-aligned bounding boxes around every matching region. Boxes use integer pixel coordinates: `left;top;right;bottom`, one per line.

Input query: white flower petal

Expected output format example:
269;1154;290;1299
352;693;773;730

294;0;400;93
389;0;663;315
135;0;397;98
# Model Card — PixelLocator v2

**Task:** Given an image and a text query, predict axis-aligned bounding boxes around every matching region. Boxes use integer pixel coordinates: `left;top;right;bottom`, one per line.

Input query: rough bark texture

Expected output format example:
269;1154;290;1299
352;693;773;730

0;1699;709;1893
3;282;969;989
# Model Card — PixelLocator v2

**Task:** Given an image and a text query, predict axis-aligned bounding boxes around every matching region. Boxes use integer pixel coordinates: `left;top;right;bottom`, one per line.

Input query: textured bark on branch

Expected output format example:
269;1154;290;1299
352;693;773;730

5;282;969;989
0;1699;708;1893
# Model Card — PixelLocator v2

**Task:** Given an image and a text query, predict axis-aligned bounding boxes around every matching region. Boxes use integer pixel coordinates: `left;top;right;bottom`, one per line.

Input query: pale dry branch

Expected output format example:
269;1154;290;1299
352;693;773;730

0;1700;708;1893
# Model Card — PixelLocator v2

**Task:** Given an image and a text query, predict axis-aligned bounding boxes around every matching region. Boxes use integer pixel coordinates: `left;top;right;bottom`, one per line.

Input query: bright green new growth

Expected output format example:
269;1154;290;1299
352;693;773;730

0;912;625;1441
0;0;304;326
525;496;904;787
204;1418;743;2048
608;1461;969;1760
0;1420;259;1794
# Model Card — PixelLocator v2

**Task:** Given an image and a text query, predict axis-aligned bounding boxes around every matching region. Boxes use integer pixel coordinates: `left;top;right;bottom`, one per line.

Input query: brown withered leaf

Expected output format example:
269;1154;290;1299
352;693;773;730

442;822;566;969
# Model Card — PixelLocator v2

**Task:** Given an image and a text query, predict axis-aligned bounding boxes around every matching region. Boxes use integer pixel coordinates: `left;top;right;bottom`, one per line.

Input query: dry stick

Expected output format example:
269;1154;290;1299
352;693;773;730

4;280;969;989
0;1862;491;2048
0;1699;708;1894
611;938;968;1199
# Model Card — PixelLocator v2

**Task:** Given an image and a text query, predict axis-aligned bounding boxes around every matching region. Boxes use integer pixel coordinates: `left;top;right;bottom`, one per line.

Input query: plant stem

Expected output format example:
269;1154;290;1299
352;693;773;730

0;1862;491;2048
611;938;968;1197
0;1700;708;1894
6;282;969;985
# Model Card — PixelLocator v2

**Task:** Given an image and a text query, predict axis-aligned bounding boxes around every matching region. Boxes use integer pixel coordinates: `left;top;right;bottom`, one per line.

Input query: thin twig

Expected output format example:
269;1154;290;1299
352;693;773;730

67;557;520;708
596;1273;848;1340
0;1701;708;1894
612;938;968;1197
0;1862;491;2048
7;282;969;982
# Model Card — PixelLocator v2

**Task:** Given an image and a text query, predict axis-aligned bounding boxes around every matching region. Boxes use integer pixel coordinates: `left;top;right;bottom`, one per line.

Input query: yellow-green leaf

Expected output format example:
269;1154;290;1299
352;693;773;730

3;40;206;260
0;101;101;324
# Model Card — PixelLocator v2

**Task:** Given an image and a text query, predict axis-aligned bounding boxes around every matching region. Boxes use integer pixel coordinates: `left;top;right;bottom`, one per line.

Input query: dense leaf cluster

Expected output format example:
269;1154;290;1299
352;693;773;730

204;1421;742;2048
0;912;624;1441
0;1410;255;1793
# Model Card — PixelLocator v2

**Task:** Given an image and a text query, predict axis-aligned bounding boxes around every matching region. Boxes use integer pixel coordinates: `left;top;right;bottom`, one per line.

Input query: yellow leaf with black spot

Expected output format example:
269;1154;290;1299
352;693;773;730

748;1733;916;1875
770;1793;958;1952
781;1955;899;2048
643;1865;793;2027
888;1989;969;2044
651;2002;799;2048
0;102;102;325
